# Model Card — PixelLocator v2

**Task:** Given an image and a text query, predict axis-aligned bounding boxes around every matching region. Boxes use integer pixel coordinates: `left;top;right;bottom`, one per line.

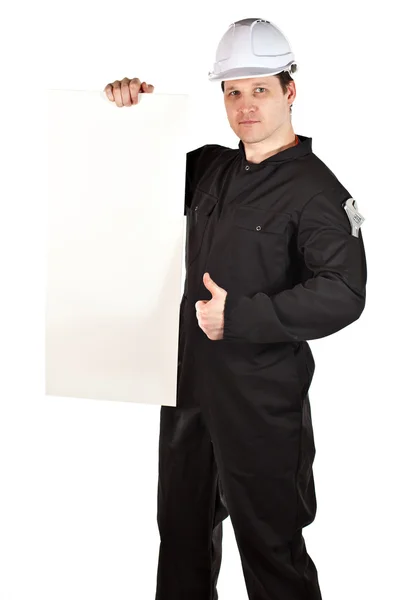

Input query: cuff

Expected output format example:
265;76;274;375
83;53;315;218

223;292;248;341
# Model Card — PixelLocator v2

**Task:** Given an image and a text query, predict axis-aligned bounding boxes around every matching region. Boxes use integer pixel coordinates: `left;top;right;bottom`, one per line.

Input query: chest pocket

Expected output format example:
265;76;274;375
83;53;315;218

185;188;219;268
234;207;291;234
231;207;292;290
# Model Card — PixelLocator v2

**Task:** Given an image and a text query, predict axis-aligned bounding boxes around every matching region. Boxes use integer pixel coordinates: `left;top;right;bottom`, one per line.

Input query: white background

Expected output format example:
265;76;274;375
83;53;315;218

0;1;399;599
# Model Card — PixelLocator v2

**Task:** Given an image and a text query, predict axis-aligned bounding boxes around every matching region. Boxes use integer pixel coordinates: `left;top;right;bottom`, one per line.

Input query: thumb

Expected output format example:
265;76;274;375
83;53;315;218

203;272;222;296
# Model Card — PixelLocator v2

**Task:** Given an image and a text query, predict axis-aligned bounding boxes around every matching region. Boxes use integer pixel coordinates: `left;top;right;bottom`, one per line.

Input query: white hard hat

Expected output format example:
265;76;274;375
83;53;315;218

208;18;297;82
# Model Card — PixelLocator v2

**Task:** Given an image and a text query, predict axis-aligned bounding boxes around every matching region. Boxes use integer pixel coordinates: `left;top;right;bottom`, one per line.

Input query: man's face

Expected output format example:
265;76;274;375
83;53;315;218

223;76;295;143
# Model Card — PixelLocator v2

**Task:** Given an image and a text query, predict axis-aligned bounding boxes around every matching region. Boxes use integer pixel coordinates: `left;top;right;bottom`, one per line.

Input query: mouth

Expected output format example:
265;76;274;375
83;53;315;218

239;120;259;125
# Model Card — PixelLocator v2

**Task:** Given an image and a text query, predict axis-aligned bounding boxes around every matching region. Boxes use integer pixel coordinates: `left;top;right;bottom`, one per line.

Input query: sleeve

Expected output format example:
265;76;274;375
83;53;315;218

184;144;226;215
184;146;203;216
222;188;367;343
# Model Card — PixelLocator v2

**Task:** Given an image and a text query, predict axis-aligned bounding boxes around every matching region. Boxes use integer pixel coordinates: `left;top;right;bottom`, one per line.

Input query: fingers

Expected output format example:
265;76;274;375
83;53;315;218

103;82;116;102
141;82;154;94
103;77;155;107
126;77;141;105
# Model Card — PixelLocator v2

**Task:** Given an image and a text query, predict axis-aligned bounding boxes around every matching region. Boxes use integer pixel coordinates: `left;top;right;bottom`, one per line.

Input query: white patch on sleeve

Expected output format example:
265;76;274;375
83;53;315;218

342;198;365;237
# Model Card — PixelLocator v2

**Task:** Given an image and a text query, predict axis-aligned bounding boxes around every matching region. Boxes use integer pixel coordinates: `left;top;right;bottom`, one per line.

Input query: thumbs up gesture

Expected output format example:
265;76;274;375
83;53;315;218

195;273;228;341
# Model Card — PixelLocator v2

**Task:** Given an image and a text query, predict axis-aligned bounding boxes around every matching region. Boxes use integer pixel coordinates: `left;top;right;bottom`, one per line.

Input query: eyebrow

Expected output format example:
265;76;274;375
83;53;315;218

225;82;270;92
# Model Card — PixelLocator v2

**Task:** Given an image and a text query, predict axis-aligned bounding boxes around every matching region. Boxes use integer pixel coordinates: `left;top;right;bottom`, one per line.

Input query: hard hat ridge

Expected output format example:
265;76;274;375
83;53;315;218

208;18;297;82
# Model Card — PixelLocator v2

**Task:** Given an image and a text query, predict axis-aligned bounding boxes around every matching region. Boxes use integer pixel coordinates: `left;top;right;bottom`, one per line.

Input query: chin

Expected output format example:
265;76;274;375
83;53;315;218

232;126;265;144
240;133;265;144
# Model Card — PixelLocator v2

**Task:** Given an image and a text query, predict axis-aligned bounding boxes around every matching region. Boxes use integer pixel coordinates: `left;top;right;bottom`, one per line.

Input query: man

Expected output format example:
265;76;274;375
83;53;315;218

104;17;367;600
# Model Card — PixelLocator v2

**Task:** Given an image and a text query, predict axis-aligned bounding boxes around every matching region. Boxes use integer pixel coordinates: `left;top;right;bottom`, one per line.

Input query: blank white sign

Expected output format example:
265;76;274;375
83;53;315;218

46;90;189;406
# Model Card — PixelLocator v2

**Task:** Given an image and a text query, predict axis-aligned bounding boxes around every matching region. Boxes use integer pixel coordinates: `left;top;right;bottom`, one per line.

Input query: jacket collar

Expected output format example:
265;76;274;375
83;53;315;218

238;134;312;166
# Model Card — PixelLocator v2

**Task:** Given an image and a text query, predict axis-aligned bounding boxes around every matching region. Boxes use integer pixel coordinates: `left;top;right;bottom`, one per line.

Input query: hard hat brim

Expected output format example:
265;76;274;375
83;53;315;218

208;65;295;82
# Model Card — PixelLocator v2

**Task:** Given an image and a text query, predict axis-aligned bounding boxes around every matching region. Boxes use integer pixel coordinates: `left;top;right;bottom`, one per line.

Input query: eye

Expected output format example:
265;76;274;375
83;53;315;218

227;87;266;96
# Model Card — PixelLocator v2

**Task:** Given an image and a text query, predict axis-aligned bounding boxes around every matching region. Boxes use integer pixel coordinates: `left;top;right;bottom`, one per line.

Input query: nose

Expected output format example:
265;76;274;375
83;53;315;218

237;95;257;115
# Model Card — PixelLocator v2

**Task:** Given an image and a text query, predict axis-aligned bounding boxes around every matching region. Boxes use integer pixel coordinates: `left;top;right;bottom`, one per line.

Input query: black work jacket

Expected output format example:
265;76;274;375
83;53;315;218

177;134;367;408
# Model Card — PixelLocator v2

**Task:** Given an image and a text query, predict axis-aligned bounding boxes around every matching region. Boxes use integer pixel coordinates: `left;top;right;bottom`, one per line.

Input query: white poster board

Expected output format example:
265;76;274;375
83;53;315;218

46;90;189;406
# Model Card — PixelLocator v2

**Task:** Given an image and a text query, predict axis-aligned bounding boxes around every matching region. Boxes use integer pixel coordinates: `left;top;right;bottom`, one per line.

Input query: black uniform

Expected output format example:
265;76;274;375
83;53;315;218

155;135;367;600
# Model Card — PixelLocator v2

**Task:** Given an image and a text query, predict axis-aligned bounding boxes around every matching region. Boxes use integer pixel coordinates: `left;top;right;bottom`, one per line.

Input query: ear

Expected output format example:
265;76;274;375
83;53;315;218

287;80;296;103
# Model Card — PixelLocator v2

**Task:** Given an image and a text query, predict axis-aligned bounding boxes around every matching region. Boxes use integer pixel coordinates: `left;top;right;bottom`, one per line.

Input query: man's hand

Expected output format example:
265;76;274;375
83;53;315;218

195;273;228;341
103;77;154;107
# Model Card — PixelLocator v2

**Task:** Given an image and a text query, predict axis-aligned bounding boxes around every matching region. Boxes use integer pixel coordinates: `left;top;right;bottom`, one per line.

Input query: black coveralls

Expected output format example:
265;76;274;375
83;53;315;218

155;135;367;600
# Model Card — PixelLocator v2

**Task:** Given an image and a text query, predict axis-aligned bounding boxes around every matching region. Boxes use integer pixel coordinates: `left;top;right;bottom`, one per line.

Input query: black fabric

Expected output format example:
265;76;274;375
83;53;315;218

155;134;367;600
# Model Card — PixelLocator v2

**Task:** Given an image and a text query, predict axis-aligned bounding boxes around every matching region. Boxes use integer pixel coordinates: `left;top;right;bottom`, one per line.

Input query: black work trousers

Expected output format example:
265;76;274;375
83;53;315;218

154;341;323;600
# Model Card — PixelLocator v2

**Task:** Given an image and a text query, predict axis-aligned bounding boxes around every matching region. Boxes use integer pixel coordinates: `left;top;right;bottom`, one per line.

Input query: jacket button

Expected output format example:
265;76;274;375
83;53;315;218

256;225;261;231
245;165;250;171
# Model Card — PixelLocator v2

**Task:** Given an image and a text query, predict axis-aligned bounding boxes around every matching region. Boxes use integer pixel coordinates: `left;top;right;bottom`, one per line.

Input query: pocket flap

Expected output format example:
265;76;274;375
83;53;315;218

234;207;291;234
188;189;219;216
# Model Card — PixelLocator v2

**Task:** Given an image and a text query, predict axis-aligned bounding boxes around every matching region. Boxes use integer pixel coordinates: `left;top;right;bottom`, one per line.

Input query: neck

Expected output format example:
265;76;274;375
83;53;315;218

243;122;297;164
